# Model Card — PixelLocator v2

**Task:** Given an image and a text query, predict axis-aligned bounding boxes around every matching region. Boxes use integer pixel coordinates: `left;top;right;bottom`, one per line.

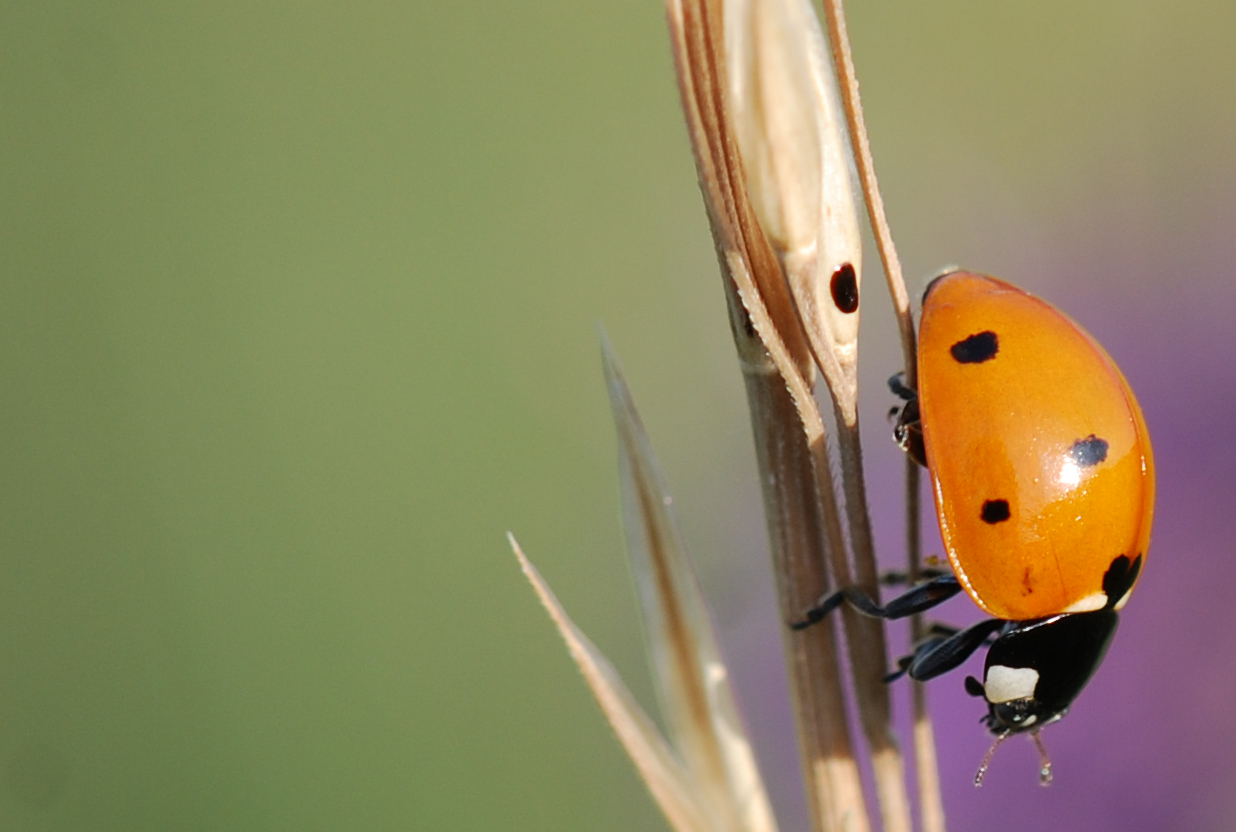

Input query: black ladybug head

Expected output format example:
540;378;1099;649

965;608;1119;735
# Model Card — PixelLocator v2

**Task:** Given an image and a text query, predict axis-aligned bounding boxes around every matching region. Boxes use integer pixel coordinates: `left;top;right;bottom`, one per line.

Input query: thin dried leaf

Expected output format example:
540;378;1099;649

814;2;944;827
509;535;715;832
602;338;778;832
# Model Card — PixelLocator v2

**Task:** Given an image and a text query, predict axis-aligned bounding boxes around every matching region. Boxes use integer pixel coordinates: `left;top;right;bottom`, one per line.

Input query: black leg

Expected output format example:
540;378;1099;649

903;618;1008;682
886;374;926;466
922;621;959;639
885;620;1003;681
887;372;916;401
882;575;964;618
791;575;963;631
922;621;1000;645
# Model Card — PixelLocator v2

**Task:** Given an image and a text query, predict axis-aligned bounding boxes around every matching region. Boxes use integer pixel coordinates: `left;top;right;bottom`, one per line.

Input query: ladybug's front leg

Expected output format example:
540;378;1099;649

887;373;926;466
885;619;1008;682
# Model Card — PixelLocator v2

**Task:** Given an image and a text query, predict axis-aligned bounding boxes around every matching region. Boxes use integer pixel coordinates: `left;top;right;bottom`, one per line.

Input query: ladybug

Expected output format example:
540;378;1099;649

794;270;1154;784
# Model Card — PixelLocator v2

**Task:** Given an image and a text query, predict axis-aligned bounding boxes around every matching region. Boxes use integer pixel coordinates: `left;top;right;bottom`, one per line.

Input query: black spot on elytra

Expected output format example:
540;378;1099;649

950;330;999;364
830;263;859;313
1069;435;1109;467
1101;554;1142;608
981;499;1010;524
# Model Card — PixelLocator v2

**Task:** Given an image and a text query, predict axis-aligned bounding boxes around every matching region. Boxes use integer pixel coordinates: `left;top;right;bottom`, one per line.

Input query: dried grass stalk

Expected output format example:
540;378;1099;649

722;0;913;828
664;0;875;828
514;0;950;829
602;341;778;832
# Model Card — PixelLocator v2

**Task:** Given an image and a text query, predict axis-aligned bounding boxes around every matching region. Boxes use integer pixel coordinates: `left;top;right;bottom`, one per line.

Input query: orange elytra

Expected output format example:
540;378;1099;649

916;270;1155;622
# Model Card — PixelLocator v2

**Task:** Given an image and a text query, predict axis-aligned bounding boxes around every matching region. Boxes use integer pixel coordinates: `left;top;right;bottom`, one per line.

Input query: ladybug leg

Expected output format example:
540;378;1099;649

893;618;1008;682
882;575;964;616
791;574;963;631
921;621;961;639
887;375;927;467
922;621;999;645
887;372;916;401
885;621;1000;681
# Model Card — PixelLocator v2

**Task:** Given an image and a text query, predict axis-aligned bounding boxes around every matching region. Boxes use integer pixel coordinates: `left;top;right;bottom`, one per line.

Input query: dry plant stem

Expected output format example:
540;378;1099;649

832;411;910;832
793;279;906;829
663;0;874;829
728;291;865;832
820;1;945;829
739;271;902;832
723;256;869;832
731;0;907;824
777;256;902;827
723;0;907;824
906;458;944;832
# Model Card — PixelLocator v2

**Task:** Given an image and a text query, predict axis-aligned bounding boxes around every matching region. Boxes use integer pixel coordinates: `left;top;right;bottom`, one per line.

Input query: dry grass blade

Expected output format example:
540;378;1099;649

507;340;781;832
510;535;715;832
663;0;870;829
818;0;914;381
724;1;908;828
662;0;913;830
602;338;778;832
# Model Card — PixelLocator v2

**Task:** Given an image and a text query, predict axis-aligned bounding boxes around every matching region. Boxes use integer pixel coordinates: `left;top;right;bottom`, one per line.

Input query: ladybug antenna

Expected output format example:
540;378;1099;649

974;729;1012;788
1031;729;1053;786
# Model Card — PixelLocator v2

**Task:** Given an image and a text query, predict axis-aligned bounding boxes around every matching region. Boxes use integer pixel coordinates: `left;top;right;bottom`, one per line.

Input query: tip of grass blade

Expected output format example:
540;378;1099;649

507;533;717;832
600;340;779;832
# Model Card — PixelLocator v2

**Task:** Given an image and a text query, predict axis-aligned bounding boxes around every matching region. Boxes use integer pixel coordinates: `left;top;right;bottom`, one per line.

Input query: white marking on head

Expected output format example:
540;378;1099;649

984;665;1040;703
1062;591;1107;613
1113;588;1134;611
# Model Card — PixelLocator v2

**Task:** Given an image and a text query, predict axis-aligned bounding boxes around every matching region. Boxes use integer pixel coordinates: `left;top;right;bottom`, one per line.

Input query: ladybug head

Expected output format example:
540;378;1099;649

962;608;1120;784
959;555;1142;783
964;671;1063;734
965;610;1119;733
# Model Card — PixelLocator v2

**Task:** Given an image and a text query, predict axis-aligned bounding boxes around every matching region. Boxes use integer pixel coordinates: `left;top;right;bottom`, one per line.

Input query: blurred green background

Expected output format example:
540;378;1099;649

1;1;1233;830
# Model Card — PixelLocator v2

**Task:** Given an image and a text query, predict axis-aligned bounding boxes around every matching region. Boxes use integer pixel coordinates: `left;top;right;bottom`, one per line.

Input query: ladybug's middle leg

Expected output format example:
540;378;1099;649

790;574;963;631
